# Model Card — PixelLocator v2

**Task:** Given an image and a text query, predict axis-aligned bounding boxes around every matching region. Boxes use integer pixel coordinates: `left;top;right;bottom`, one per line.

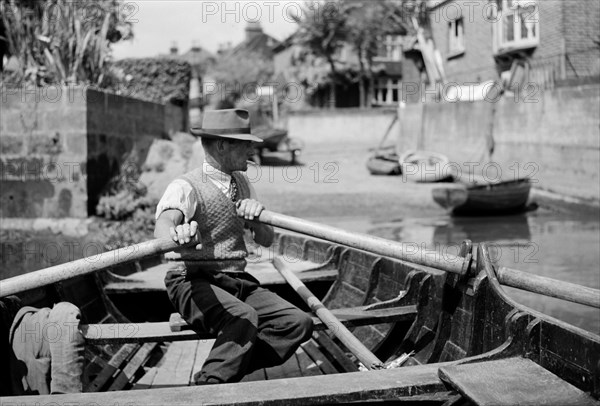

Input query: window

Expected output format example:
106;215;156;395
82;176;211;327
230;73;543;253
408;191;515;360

374;35;403;62
372;78;401;105
493;0;539;55
448;18;465;57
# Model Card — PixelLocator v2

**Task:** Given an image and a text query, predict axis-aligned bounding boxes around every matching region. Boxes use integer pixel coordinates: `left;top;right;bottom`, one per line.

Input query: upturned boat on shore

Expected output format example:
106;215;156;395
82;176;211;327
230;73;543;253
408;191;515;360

400;150;453;183
1;211;598;405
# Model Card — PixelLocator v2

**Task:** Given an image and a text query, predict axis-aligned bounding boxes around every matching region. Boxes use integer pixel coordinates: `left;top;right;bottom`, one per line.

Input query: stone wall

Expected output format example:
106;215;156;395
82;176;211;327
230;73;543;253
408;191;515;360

288;83;600;203
288;108;398;153
86;89;165;213
493;84;600;201
1;86;88;218
1;86;171;218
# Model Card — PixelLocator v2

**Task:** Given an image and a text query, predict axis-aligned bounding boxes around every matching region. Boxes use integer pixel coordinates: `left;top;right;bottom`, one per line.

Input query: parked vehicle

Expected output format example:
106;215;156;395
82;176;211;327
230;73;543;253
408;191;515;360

252;126;303;165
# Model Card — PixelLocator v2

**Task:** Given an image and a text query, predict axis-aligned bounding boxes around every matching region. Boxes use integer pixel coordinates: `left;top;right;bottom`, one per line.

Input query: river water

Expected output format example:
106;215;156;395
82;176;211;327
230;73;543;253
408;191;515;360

2;209;598;334
327;209;600;335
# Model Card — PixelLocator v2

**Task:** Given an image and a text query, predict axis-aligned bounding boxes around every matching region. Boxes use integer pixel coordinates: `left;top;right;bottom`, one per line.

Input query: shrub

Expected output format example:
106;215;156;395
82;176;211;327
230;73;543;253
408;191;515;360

110;58;192;105
95;164;158;250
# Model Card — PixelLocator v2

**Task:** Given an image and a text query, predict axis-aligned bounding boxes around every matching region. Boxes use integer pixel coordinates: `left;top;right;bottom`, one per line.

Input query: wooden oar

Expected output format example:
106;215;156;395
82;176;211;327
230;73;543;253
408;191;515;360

0;239;182;298
497;266;600;309
273;257;383;370
258;210;469;275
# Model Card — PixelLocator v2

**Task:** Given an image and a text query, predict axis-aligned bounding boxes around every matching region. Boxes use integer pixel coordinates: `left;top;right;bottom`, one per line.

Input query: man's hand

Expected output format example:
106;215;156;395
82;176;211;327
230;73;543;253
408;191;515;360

235;199;264;220
169;220;202;250
235;199;273;247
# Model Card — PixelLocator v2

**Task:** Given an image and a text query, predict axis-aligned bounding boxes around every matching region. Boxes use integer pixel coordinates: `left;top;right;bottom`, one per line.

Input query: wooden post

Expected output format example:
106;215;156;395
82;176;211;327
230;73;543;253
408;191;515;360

273;257;383;370
258;210;469;275
0;239;183;297
497;267;600;309
272;91;279;124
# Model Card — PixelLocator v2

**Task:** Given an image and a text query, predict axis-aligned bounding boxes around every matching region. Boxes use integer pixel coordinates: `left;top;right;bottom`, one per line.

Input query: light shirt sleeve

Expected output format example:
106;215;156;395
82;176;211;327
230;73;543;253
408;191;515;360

155;179;197;223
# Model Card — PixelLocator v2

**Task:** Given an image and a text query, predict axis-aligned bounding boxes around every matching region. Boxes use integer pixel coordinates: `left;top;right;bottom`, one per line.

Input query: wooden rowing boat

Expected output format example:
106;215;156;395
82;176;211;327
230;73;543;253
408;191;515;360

1;211;598;405
366;150;401;176
432;178;532;215
400;150;453;183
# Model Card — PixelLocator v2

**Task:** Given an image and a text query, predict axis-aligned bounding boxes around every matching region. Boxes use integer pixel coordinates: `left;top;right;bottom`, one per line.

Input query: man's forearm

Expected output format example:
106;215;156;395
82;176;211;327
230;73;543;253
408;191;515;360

154;216;175;239
154;210;184;239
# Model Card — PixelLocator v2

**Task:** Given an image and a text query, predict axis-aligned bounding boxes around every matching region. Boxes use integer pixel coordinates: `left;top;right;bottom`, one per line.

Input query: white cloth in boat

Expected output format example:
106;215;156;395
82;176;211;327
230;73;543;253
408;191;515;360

155;161;258;223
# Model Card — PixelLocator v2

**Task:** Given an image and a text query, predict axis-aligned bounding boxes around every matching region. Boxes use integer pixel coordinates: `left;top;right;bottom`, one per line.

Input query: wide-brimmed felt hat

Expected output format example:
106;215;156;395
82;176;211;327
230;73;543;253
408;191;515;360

190;109;263;143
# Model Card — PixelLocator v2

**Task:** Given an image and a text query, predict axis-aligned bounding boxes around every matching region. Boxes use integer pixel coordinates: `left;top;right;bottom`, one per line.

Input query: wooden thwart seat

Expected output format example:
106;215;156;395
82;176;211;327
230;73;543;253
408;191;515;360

104;257;338;294
438;357;599;406
81;305;417;344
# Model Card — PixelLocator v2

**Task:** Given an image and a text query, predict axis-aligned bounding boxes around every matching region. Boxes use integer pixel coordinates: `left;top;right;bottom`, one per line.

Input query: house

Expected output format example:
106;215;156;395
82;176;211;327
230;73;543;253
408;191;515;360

427;0;600;91
227;22;280;60
273;32;423;108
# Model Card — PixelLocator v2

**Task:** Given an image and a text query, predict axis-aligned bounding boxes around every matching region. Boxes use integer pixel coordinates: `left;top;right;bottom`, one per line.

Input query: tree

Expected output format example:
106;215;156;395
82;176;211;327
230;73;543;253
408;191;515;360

291;0;427;107
292;0;358;107
0;0;133;86
344;1;414;107
208;51;274;109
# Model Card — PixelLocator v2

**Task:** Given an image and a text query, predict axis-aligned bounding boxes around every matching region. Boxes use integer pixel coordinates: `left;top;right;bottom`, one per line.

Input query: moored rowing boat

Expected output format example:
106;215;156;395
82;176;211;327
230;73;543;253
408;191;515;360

432;178;532;215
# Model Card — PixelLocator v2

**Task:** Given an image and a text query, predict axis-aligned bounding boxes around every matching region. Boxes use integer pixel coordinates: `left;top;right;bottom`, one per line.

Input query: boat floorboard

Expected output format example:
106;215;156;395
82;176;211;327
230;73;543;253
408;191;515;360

134;339;325;388
104;258;338;293
439;357;599;406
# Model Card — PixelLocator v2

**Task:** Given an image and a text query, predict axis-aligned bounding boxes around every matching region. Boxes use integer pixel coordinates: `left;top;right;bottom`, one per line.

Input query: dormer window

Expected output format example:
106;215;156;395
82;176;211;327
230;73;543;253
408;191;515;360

493;0;539;55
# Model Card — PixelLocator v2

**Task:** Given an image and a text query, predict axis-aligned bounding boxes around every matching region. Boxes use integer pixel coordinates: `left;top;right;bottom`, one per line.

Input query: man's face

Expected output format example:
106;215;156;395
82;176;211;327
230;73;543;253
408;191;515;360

222;139;255;172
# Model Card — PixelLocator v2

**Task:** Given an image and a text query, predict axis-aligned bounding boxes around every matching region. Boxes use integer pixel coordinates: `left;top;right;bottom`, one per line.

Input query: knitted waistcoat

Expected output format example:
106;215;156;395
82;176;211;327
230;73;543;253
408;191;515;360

165;167;251;271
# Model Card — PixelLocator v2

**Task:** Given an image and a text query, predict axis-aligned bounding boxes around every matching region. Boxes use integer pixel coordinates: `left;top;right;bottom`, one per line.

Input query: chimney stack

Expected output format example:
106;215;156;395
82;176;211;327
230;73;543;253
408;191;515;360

245;22;263;42
170;41;178;55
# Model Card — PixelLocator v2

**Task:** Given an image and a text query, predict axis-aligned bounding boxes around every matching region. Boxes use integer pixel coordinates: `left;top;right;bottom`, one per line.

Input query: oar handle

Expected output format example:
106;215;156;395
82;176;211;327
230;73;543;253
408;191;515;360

258;210;468;275
497;266;600;309
0;239;183;298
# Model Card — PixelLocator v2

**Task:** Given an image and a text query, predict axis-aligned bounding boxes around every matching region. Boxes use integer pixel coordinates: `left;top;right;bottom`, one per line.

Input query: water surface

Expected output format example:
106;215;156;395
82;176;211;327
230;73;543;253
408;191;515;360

327;209;600;334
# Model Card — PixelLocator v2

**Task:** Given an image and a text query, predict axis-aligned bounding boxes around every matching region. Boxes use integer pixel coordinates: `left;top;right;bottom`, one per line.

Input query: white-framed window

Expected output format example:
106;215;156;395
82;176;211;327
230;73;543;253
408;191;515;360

372;78;401;105
374;35;403;62
448;18;465;57
493;0;539;55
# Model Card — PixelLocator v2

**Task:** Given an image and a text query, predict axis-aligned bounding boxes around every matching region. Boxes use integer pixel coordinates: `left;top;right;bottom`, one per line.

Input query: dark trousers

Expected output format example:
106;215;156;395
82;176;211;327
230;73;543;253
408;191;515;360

164;266;313;384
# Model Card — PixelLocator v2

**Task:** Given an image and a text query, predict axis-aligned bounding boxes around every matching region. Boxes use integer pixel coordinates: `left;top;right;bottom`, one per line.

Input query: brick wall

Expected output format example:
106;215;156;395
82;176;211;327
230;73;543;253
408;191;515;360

1;86;167;218
563;0;600;78
428;0;598;85
429;0;500;84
